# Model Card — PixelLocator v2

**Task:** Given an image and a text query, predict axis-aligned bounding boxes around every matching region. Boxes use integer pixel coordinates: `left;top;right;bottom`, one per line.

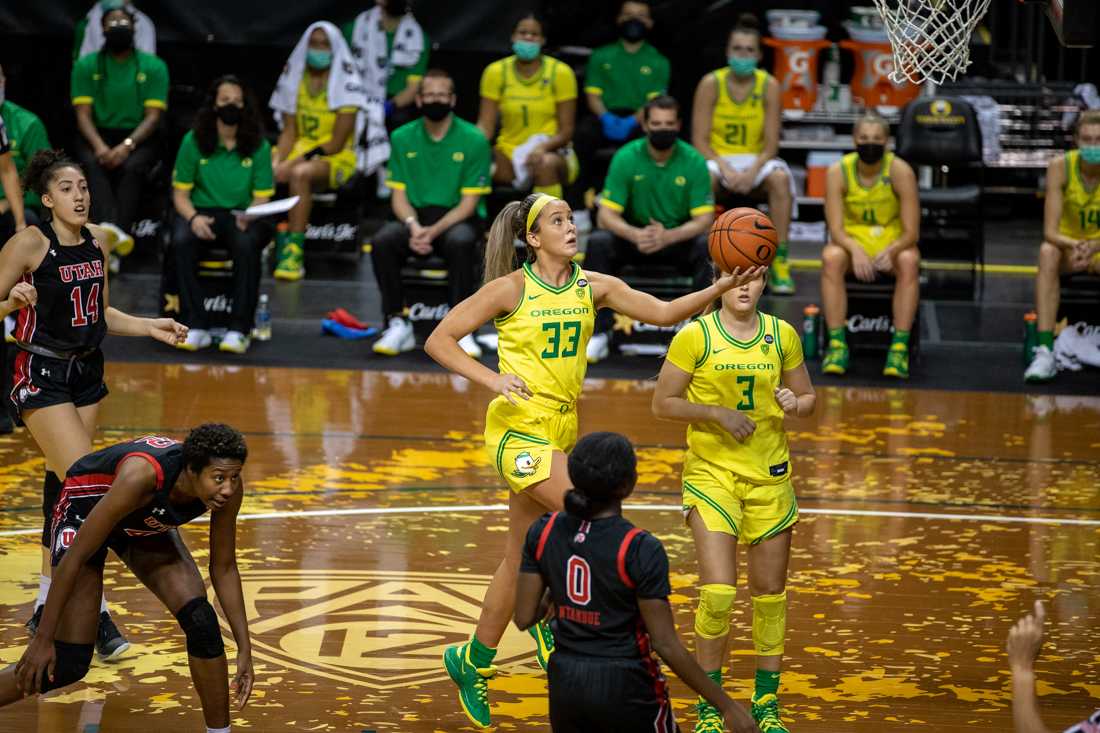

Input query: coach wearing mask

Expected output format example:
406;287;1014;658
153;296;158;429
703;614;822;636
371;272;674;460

71;4;168;261
584;95;715;363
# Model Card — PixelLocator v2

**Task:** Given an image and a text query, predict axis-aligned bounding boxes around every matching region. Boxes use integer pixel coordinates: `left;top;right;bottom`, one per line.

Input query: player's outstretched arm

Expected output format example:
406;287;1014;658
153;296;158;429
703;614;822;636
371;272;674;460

210;483;254;710
589;267;765;327
638;598;759;733
1007;600;1051;733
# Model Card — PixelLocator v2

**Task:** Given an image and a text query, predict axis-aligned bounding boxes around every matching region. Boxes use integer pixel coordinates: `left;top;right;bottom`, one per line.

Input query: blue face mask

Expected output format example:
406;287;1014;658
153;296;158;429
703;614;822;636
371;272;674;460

306;49;332;70
728;56;758;76
1081;146;1100;165
513;40;542;62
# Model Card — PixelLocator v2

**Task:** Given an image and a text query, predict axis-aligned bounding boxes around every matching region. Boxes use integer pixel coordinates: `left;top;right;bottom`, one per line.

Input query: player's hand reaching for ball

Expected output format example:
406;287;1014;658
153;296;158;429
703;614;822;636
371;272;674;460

714;266;768;292
5;281;38;312
716;407;755;442
232;650;255;709
147;318;189;346
1006;599;1046;673
775;387;798;414
491;373;532;405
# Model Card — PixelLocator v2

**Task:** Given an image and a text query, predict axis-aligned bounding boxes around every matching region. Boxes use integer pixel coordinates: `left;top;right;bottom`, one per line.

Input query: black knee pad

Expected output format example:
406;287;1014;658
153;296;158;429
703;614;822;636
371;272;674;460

40;472;62;548
175;597;225;659
41;641;93;693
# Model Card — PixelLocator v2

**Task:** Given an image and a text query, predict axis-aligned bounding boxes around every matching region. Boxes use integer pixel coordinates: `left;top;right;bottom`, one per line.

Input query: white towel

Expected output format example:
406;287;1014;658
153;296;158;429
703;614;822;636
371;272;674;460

511;134;552;190
349;7;425;100
707;154;800;219
1053;321;1100;372
269;22;389;177
79;2;156;58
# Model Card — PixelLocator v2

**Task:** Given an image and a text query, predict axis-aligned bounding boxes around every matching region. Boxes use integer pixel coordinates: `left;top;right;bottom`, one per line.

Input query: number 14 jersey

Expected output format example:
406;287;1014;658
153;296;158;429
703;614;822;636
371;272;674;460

666;311;803;484
14;223;106;352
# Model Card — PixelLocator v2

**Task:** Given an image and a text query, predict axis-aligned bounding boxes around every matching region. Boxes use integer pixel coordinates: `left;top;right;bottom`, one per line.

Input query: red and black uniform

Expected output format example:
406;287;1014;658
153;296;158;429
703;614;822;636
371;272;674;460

521;511;679;733
50;436;205;567
9;222;108;419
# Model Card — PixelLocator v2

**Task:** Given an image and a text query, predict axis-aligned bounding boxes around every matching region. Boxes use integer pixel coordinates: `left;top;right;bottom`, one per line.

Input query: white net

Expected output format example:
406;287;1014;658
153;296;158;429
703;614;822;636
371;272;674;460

872;0;992;85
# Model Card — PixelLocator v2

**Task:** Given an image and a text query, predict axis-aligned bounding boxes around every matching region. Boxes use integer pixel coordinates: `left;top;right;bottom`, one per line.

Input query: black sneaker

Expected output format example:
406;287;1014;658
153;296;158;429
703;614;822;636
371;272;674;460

96;611;130;661
25;605;42;637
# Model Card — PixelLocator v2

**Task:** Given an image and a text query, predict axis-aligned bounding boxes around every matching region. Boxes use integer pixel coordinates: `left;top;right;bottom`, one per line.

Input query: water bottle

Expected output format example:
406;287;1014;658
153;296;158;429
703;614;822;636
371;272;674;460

802;304;821;359
253;294;272;342
1023;311;1038;365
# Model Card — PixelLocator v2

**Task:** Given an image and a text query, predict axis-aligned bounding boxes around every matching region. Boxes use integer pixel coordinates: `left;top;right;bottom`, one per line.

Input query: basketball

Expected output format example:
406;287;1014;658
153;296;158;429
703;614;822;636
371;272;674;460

707;207;779;273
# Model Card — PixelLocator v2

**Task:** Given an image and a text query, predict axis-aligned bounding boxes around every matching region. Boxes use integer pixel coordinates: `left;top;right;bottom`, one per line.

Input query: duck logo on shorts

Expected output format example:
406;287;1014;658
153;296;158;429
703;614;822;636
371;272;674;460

56;526;77;551
512;451;541;478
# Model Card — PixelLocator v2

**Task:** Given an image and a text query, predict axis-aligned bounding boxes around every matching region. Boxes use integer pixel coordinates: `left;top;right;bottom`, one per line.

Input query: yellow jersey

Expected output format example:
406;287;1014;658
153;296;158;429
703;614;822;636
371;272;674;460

295;77;357;151
495;262;594;407
841;151;902;255
479;55;578;157
709;67;769;156
666;310;803;484
1059;150;1100;239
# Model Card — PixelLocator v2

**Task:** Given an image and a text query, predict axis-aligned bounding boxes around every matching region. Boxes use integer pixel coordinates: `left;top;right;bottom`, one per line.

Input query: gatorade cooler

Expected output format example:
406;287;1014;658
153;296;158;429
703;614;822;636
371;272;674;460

764;36;831;112
840;27;919;109
806;151;842;197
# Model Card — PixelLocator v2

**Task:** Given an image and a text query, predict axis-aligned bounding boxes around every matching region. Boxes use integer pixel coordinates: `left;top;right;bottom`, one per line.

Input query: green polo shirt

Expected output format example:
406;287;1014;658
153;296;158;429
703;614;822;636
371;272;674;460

341;20;430;99
0;101;51;207
385;116;491;211
172;131;275;211
601;138;714;228
584;41;670;112
71;49;168;129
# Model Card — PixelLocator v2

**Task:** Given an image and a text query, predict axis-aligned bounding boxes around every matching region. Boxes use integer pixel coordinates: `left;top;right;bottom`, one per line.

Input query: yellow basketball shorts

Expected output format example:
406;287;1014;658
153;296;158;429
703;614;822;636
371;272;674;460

485;395;578;493
681;451;798;545
846;224;901;258
289;140;357;190
495;143;580;185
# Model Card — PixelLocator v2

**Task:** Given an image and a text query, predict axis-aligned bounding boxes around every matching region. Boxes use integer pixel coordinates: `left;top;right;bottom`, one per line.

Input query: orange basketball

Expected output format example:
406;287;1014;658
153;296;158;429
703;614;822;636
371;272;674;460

707;207;778;272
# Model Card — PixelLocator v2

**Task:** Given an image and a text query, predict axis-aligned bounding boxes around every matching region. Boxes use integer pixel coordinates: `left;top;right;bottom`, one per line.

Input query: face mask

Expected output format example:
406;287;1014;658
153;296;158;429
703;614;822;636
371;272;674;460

648;128;678;151
216;104;243;126
306;49;333;70
1081;146;1100;165
420;101;452;122
619;19;647;43
104;25;134;53
857;143;886;165
512;40;542;62
728;56;757;76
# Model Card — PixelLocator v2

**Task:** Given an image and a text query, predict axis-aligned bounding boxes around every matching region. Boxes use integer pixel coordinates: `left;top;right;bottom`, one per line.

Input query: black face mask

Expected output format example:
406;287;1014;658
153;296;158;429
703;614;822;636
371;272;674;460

216;104;243;126
420;102;452;122
619;18;647;43
104;26;134;53
857;143;886;165
648;128;678;151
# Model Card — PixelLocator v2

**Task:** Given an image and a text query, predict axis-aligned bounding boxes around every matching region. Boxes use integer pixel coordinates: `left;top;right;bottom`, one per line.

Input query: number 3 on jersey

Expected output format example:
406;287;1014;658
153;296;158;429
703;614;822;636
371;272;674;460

566;555;591;606
70;283;101;327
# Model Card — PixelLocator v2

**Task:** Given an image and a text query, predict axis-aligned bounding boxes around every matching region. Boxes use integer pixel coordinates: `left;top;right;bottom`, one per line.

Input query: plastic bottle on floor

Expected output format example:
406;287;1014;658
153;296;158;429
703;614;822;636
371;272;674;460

253;294;272;342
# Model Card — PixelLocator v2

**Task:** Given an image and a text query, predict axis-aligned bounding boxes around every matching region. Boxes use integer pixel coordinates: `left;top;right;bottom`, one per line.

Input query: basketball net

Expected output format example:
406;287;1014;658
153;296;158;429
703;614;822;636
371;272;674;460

872;0;992;84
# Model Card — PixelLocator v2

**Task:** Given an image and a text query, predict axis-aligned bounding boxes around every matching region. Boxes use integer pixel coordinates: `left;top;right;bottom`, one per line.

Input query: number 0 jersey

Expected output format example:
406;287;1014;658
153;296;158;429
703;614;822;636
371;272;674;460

495;262;595;407
14;223;107;353
1059;150;1100;239
666;311;803;483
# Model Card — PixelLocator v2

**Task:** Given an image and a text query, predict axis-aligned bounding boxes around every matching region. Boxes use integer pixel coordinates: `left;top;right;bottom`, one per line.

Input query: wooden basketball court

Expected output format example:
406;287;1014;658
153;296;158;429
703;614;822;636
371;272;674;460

1;363;1097;731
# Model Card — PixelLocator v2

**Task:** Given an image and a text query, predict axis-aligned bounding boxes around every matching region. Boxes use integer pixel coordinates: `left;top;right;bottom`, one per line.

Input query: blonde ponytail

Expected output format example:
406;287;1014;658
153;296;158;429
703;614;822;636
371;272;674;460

482;193;547;284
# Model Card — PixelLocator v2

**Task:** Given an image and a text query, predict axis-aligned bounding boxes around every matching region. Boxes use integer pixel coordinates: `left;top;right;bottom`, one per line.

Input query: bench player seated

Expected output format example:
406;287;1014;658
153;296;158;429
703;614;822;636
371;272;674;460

0;425;255;733
1025;111;1100;383
821;113;920;378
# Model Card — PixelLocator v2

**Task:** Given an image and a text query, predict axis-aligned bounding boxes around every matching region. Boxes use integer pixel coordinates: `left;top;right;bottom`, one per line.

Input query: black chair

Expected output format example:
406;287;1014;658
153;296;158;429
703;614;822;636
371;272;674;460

1059;272;1100;324
896;96;985;299
304;172;367;256
839;273;921;359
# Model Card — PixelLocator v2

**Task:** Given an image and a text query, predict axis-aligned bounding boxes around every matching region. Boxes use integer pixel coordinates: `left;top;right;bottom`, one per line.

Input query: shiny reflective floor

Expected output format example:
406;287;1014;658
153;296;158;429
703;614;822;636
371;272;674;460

1;364;1098;731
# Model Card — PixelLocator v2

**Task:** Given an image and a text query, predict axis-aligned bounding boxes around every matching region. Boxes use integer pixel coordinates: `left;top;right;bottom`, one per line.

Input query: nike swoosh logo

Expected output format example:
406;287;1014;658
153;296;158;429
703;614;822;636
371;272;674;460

713;348;726;353
527;294;543;300
754;220;775;231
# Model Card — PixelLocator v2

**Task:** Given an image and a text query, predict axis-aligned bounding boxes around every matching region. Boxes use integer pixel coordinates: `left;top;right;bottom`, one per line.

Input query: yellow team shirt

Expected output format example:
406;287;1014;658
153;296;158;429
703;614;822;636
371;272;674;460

709;67;769;156
1059;150;1100;239
293;77;357;153
666;311;803;484
480;55;578;157
495;262;594;407
841;151;903;255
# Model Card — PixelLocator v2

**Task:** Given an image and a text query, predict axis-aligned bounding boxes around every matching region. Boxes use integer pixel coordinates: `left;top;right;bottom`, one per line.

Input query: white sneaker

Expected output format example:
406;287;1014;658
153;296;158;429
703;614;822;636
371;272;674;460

1024;345;1056;383
372;317;415;355
177;329;212;351
219;330;250;354
3;315;13;344
586;332;610;364
458;333;483;359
